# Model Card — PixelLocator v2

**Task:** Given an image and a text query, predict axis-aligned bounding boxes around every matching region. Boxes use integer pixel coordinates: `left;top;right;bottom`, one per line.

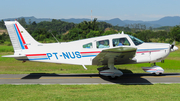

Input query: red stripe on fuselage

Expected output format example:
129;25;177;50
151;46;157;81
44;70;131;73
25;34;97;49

26;54;47;56
15;24;28;49
80;51;101;54
136;50;160;53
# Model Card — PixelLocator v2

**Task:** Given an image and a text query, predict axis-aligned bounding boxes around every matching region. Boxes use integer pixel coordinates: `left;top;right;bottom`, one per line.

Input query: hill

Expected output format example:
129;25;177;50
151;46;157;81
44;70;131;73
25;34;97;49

148;16;180;26
3;16;51;24
2;16;180;28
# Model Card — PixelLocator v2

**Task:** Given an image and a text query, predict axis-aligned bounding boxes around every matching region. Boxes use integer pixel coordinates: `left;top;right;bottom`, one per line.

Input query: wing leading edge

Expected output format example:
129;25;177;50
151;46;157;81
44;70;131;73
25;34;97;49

92;47;137;65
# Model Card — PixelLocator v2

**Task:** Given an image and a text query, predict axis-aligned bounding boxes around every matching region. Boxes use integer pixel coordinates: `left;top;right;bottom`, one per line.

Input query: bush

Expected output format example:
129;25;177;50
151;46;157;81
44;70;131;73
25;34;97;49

169;26;180;42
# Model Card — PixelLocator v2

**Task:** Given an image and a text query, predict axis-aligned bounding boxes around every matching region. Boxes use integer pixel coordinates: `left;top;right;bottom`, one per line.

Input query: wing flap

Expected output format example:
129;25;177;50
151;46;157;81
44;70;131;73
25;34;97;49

92;47;137;65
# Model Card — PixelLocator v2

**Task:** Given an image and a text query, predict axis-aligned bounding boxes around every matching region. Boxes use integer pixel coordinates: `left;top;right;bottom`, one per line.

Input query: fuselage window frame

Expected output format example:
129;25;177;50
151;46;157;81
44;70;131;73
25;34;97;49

96;39;110;49
83;42;93;49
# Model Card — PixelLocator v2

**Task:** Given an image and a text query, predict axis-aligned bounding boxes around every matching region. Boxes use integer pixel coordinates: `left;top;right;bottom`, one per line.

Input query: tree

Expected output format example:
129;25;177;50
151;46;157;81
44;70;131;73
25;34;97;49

31;28;52;41
0;20;6;29
18;18;27;27
86;30;101;38
0;32;10;43
32;21;37;26
149;26;153;31
64;18;103;40
98;21;112;31
169;25;180;42
28;19;32;25
136;30;152;42
103;28;117;35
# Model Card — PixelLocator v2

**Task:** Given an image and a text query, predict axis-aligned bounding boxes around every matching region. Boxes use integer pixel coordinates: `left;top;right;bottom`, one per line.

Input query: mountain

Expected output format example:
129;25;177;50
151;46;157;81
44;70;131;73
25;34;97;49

123;20;144;24
2;16;51;24
2;16;180;28
103;18;126;26
123;16;180;28
61;18;91;23
148;16;180;26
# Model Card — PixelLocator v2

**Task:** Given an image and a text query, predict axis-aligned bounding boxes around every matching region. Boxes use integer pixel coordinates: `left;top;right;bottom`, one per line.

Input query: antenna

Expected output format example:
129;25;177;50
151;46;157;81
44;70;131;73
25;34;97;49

50;31;60;43
91;10;92;23
121;31;124;34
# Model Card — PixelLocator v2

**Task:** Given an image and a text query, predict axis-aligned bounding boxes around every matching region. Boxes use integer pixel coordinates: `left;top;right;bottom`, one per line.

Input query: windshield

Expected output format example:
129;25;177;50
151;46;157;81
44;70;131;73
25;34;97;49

128;35;144;46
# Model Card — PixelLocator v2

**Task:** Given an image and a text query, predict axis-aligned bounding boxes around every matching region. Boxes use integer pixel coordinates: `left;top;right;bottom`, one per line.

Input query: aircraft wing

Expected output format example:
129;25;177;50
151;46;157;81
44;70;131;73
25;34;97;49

92;47;137;65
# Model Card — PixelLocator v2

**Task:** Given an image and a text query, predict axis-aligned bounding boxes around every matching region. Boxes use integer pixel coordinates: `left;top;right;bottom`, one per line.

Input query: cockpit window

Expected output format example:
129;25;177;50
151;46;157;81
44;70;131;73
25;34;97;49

83;43;92;48
96;40;110;48
113;38;130;47
129;35;144;46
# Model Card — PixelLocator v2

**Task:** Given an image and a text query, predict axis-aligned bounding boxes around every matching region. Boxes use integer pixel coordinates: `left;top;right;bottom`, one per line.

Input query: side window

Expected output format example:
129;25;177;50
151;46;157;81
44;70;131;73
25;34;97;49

113;38;130;47
83;43;93;48
96;40;110;48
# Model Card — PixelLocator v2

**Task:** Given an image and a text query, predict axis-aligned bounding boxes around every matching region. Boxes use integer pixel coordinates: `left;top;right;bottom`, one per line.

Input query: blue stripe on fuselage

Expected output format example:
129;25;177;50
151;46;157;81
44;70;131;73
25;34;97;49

137;48;168;52
81;55;97;57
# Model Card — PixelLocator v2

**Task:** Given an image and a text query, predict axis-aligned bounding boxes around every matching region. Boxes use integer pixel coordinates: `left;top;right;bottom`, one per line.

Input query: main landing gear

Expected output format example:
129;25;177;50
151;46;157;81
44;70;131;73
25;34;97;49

97;58;123;79
97;66;123;79
97;61;164;79
141;63;164;75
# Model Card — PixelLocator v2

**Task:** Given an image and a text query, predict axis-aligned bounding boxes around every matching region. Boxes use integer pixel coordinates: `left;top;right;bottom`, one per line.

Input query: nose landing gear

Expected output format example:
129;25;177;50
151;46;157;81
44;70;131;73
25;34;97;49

141;63;164;75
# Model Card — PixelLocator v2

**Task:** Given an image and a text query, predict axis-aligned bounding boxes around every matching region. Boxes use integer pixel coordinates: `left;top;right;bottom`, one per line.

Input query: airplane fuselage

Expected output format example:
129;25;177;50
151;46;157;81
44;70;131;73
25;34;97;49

14;34;171;65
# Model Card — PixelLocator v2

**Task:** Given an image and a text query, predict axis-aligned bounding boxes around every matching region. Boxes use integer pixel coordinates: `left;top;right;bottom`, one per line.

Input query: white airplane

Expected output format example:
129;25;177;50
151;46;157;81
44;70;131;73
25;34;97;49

2;21;178;78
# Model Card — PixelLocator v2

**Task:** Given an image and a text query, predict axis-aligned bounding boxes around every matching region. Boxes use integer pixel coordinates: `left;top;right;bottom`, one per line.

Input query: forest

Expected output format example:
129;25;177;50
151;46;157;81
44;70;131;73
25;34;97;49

0;17;180;44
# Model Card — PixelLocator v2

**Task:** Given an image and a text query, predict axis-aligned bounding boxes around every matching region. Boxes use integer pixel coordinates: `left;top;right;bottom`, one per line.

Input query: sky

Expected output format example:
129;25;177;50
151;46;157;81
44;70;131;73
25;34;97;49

0;0;180;21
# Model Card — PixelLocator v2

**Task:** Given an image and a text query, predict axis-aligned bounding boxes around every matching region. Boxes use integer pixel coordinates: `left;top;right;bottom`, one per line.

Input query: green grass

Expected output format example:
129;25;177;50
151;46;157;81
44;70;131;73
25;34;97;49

0;45;14;52
0;84;180;101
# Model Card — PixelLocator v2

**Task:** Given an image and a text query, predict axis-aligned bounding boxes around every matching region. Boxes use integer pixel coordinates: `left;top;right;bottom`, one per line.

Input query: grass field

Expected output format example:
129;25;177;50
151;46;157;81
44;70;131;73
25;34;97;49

0;84;180;101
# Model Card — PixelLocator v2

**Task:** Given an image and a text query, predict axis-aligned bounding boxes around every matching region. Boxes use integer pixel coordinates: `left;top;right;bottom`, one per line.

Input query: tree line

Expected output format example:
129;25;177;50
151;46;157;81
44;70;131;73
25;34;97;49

0;18;180;44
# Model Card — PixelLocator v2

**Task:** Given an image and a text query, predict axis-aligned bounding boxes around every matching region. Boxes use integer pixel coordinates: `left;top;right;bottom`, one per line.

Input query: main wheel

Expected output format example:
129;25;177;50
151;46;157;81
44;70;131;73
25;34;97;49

108;76;118;80
152;72;162;76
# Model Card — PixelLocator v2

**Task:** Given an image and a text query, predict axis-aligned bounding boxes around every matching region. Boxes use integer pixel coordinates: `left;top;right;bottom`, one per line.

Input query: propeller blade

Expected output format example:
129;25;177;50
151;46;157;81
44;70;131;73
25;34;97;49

170;41;175;49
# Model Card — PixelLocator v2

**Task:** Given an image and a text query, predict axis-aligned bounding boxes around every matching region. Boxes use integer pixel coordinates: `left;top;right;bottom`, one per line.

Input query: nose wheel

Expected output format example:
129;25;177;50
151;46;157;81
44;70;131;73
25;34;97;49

142;63;164;75
152;72;162;76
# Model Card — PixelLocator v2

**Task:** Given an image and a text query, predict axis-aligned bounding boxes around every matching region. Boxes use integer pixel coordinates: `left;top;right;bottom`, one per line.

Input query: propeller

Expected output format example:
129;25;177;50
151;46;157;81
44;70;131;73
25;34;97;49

170;41;175;49
170;40;178;52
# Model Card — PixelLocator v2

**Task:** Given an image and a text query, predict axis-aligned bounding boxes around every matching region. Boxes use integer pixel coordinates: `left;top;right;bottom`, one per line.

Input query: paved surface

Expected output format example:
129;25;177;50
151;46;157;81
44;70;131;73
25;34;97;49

0;73;180;85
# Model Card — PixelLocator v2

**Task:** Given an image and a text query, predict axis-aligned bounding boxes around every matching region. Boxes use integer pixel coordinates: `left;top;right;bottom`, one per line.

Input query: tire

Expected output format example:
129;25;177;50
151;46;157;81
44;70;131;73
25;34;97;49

108;76;118;80
152;72;162;76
